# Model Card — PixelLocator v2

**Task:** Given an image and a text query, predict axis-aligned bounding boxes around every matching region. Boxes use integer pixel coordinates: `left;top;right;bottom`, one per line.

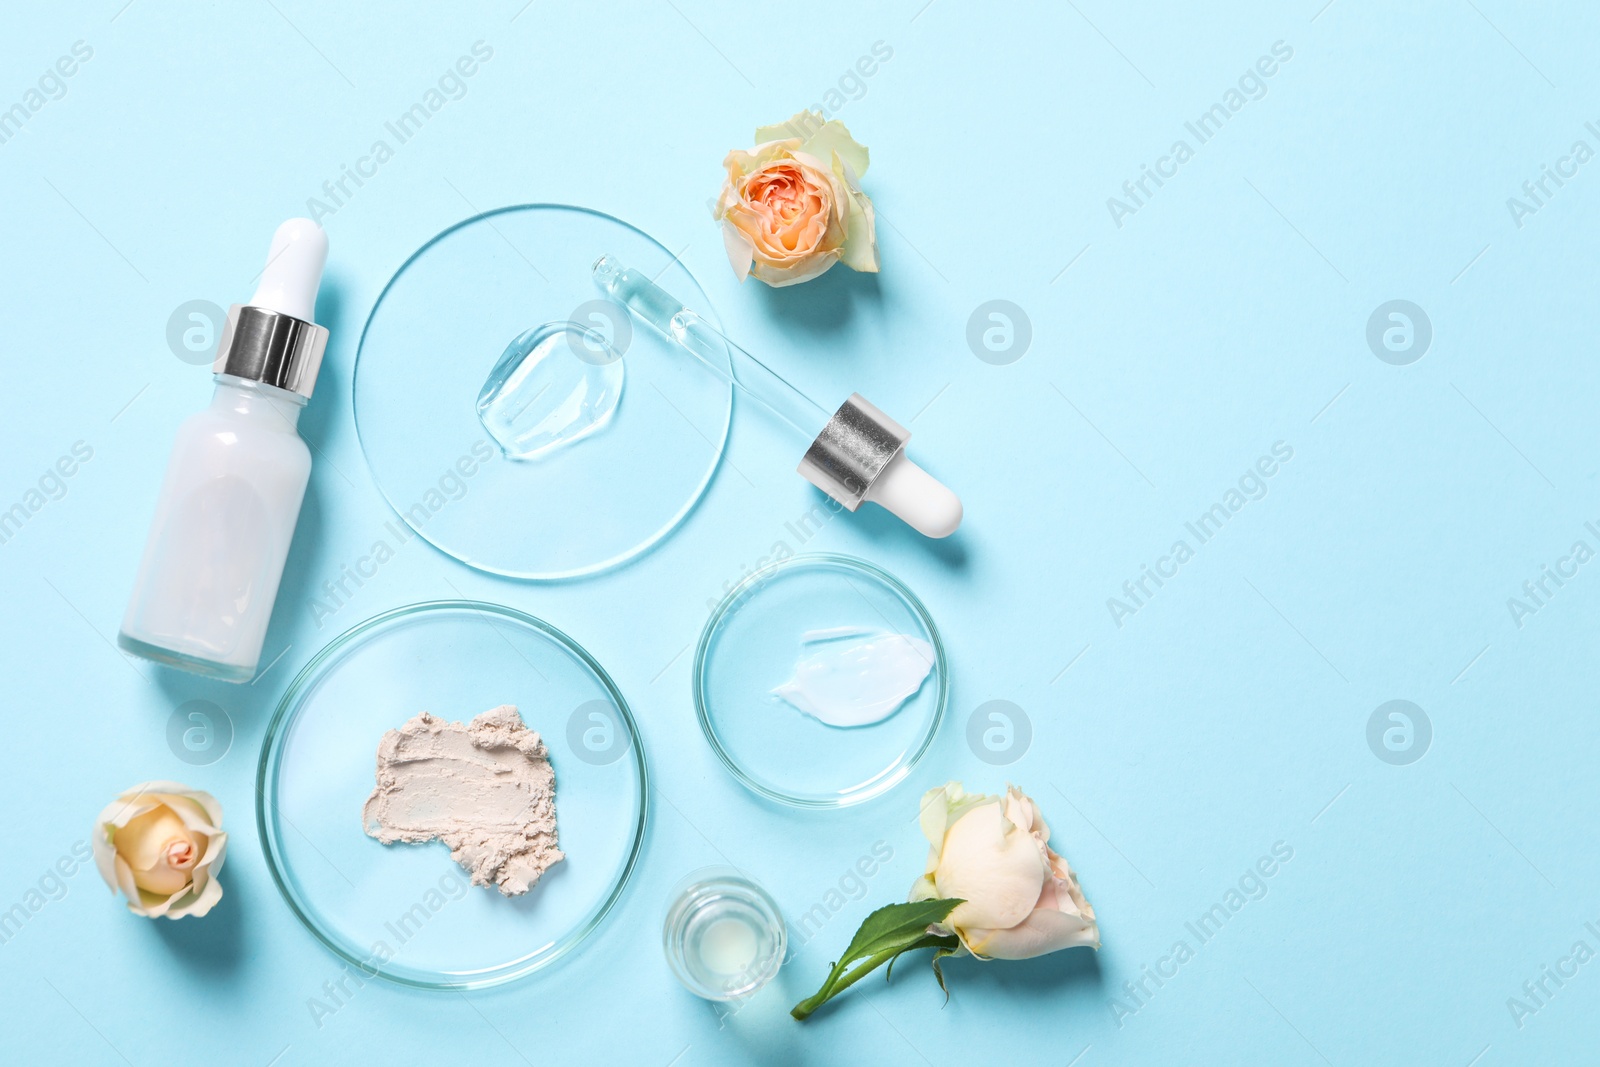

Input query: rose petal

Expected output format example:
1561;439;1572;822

751;249;840;287
963;906;1101;960
92;820;120;892
196;830;228;873
801;118;870;179
754;110;821;148
99;794;160;830
918;782;988;855
119;808;191;870
169;875;224;920
934;797;1047;933
1047;850;1095;923
1003;784;1049;839
836;184;879;274
154;795;222;836
113;855;142;904
754;111;870;179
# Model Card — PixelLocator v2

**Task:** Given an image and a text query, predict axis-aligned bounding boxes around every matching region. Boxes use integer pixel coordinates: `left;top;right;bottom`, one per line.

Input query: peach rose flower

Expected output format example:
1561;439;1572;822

714;110;878;287
92;781;227;919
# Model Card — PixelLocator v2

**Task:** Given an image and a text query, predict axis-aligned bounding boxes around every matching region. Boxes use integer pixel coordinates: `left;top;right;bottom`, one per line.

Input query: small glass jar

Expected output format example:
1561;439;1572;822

662;867;786;1001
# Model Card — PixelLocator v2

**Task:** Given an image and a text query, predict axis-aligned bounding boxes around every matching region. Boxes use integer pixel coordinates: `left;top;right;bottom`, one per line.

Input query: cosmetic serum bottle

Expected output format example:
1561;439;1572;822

118;219;329;682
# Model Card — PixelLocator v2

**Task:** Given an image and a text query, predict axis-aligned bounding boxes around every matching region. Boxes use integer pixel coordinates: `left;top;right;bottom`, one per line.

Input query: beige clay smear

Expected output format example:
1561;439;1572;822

362;704;562;896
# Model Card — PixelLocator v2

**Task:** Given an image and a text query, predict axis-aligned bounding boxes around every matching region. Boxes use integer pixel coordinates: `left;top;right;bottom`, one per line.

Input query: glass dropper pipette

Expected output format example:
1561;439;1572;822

593;255;961;538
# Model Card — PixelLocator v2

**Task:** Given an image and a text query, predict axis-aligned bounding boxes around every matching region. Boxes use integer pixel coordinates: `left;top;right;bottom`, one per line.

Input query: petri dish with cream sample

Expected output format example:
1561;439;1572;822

694;554;946;808
258;601;647;989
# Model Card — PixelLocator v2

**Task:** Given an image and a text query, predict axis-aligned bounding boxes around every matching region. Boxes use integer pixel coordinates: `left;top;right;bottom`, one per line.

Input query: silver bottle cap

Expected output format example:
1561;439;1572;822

797;393;910;510
212;304;328;400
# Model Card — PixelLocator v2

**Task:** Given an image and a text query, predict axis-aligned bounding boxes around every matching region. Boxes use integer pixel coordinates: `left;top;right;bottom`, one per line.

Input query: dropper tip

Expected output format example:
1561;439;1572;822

248;217;327;323
865;453;963;538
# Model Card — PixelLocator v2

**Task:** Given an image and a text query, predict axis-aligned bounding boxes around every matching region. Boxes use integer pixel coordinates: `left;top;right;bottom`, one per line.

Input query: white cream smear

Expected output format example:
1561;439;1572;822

772;627;935;727
362;704;562;896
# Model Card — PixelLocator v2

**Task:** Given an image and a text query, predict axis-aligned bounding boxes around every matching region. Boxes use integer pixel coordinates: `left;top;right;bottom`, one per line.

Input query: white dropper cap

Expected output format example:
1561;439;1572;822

864;452;963;538
248;217;327;323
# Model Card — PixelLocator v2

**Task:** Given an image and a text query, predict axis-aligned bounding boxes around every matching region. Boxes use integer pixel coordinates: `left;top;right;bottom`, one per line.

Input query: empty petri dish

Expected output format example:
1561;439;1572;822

258;601;647;989
694;555;946;808
354;204;732;579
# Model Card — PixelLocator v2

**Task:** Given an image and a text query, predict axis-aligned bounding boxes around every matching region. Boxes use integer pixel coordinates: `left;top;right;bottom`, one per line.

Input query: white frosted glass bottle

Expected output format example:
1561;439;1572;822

119;219;329;682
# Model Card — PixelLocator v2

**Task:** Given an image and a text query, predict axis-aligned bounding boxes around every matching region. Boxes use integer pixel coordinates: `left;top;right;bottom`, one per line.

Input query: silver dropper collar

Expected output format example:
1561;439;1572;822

212;304;328;400
797;394;909;511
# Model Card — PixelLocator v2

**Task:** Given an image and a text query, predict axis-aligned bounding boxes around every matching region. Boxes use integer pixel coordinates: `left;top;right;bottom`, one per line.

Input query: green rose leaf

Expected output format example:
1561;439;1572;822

790;898;963;1021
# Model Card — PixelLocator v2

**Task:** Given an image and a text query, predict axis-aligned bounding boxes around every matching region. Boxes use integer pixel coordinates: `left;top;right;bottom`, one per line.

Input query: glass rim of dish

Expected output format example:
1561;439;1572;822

693;553;948;810
351;202;733;581
256;598;650;990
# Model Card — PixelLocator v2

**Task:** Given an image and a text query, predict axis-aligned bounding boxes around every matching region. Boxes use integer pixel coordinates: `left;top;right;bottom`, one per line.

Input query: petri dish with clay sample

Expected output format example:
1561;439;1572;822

695;554;947;808
258;601;647;989
353;204;733;580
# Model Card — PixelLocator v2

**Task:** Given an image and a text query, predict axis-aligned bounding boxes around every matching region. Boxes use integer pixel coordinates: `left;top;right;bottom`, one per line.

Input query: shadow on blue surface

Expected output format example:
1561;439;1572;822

755;260;884;342
848;490;971;571
148;868;247;976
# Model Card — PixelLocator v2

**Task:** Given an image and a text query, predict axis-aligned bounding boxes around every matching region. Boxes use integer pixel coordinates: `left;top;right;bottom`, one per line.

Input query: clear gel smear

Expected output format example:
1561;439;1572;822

772;627;935;728
477;321;623;460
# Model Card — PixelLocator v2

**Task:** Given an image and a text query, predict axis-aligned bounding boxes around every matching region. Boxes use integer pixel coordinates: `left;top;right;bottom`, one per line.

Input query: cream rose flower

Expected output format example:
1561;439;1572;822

792;779;1099;1019
92;781;226;919
910;782;1098;960
713;110;878;287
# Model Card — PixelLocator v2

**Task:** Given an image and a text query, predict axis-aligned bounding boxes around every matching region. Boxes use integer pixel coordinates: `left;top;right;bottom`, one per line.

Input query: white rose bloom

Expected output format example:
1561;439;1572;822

92;781;226;919
910;782;1098;960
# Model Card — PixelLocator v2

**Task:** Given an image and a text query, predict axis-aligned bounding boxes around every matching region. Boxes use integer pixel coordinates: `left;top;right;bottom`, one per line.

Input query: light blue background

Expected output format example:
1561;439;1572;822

2;1;1595;1064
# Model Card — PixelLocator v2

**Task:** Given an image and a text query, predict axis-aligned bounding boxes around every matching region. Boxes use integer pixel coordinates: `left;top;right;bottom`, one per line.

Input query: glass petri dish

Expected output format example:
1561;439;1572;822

694;555;946;808
257;601;647;989
353;204;732;579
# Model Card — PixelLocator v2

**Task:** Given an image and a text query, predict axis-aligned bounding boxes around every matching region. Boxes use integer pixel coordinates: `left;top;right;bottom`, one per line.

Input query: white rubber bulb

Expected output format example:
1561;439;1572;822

864;452;963;538
248;217;328;322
